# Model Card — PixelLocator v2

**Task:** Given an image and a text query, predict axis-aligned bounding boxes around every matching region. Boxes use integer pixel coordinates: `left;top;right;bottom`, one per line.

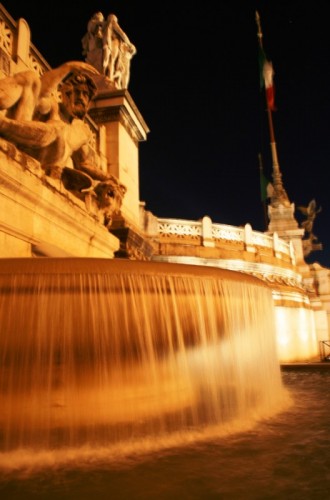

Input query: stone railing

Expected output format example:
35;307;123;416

158;219;202;239
0;4;50;77
156;216;295;265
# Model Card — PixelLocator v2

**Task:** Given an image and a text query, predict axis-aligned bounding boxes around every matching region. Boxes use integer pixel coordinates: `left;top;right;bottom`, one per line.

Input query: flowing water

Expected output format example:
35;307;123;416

0;257;312;498
0;367;329;499
0;258;287;454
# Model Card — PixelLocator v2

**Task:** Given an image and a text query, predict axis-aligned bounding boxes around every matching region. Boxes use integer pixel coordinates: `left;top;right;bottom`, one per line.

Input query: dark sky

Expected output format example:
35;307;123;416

5;1;330;268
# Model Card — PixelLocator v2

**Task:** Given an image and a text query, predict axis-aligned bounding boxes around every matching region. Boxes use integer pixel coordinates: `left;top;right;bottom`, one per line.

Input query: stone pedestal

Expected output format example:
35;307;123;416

267;202;305;265
0;140;120;258
110;221;154;260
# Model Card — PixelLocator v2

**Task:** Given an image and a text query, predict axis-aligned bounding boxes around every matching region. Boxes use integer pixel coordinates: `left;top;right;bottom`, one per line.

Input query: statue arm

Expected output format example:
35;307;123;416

112;19;130;45
72;144;108;181
0;115;58;148
39;61;99;101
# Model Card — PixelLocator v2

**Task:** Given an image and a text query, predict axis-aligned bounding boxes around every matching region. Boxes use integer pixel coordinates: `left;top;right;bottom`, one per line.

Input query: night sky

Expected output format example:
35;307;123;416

5;1;330;267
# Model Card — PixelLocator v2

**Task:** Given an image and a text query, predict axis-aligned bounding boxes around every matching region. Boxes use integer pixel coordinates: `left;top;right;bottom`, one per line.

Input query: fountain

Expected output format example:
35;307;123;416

0;7;291;470
0;257;289;458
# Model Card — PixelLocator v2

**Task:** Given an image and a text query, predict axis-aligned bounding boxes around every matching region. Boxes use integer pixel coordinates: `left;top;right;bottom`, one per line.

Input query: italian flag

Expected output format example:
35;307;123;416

260;170;274;202
258;47;276;111
263;60;275;111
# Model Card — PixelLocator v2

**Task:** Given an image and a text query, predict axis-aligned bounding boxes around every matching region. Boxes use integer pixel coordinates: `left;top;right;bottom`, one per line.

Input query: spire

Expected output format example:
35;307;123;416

255;11;290;209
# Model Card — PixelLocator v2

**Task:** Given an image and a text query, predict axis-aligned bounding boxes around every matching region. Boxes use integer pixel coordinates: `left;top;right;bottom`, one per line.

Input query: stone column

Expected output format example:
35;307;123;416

89;88;149;228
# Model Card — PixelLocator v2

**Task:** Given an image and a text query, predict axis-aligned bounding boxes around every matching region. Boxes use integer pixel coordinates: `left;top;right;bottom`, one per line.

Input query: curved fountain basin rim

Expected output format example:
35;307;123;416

0;257;268;286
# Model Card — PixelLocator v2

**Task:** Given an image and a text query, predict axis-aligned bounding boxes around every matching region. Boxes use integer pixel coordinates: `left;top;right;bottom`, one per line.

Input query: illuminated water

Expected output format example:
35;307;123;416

0;257;302;497
0;367;329;499
0;258;287;454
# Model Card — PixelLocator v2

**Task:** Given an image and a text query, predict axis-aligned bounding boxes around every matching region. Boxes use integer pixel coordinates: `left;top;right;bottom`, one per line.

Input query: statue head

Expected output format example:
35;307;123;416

94;177;127;228
59;71;97;120
92;11;104;23
107;13;118;23
90;12;104;38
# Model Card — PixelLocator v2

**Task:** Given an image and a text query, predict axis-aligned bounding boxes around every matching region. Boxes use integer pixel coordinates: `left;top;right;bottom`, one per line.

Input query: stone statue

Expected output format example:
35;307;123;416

81;12;105;74
0;64;99;176
114;38;137;89
61;167;126;229
82;12;136;89
0;63;126;228
0;61;101;122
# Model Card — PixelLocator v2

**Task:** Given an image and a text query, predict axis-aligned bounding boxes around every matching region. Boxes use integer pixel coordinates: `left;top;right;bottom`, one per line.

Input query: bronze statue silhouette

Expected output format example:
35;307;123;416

297;199;322;234
297;199;322;256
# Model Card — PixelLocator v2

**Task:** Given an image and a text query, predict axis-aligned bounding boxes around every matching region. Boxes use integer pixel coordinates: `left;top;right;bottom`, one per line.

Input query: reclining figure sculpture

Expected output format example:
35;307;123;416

0;61;126;228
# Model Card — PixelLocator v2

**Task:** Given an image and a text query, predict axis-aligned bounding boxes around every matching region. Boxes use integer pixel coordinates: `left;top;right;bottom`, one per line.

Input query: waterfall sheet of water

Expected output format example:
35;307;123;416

0;258;289;457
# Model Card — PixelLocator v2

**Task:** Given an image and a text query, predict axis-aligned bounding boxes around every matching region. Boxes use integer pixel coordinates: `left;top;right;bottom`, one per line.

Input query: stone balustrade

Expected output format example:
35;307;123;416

156;215;295;265
0;5;50;77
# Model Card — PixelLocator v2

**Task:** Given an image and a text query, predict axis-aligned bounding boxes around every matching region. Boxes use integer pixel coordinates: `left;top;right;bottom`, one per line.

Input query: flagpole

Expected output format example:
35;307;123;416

255;11;290;208
258;152;269;230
